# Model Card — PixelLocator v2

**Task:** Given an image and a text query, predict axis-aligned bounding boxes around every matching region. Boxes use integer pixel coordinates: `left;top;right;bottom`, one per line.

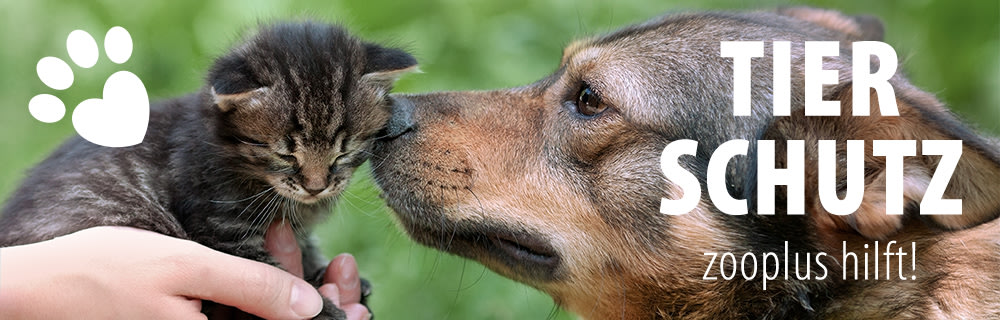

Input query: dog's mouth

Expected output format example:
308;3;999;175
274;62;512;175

389;206;563;282
488;231;559;269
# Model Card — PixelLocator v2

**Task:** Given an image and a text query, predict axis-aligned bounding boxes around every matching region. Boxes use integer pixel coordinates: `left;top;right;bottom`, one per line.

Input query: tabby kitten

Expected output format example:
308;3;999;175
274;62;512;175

0;22;416;319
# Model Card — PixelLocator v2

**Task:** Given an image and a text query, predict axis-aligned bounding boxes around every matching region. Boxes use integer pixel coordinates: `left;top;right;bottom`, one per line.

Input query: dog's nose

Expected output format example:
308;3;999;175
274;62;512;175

384;96;416;138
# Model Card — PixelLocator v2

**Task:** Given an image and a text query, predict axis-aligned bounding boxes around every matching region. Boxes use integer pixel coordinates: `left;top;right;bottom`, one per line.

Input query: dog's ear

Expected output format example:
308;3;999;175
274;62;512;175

764;76;1000;240
777;7;884;41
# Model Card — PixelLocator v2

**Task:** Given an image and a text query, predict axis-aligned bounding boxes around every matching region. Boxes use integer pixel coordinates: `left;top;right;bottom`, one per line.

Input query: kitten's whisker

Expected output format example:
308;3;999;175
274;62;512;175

233;187;273;222
359;151;391;172
281;197;296;234
279;196;291;236
210;186;275;203
344;189;382;209
249;197;281;248
281;197;295;236
339;189;381;215
280;196;286;225
261;191;283;227
263;196;282;238
256;192;283;239
357;149;386;162
290;199;309;238
241;191;279;244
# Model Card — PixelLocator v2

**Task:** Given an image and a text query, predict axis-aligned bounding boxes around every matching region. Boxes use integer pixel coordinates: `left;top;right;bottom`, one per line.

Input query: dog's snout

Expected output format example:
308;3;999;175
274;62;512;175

384;96;416;138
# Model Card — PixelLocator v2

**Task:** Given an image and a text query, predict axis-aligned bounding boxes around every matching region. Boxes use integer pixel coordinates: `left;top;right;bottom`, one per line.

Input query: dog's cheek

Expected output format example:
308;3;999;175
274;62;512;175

590;146;671;238
560;117;632;167
550;126;679;259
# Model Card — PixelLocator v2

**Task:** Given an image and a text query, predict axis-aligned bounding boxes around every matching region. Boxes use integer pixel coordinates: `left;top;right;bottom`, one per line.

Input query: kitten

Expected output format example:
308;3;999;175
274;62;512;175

0;22;416;319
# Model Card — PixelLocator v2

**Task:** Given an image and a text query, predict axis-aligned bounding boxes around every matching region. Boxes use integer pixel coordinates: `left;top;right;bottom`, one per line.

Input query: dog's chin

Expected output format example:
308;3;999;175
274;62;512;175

386;201;563;283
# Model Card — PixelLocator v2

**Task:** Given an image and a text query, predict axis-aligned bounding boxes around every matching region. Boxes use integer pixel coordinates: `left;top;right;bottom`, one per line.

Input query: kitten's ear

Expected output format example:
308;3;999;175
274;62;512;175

208;54;266;112
362;44;418;84
210;87;269;112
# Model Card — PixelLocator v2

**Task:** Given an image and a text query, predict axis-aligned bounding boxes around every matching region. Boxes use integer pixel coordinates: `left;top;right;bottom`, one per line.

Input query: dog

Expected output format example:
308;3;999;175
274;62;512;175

372;7;1000;319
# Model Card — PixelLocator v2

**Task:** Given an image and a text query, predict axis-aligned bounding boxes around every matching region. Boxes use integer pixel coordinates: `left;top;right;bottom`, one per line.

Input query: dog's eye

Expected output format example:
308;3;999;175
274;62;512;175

575;84;607;117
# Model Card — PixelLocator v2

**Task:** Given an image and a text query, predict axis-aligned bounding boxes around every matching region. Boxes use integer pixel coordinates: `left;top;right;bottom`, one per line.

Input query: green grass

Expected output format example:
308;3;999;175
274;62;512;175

1;0;996;319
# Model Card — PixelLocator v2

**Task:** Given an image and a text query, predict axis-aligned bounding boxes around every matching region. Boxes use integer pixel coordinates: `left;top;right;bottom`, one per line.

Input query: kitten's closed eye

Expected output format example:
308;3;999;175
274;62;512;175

277;154;297;164
237;136;268;146
333;153;348;164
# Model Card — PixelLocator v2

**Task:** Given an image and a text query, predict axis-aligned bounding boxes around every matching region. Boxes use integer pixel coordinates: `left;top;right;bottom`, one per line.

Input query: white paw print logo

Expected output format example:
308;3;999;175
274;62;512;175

29;27;149;148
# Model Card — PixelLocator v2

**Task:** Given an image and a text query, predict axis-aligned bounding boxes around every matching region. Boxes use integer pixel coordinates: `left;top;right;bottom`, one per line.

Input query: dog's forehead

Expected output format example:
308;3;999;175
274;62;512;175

555;11;852;143
561;11;830;64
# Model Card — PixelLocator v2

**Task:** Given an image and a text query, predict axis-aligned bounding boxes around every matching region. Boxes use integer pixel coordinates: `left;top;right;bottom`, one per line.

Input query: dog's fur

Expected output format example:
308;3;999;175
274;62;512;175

372;8;1000;319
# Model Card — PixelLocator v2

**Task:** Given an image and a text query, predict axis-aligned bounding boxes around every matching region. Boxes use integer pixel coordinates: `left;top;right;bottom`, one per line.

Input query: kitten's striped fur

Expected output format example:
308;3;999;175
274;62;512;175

0;22;416;319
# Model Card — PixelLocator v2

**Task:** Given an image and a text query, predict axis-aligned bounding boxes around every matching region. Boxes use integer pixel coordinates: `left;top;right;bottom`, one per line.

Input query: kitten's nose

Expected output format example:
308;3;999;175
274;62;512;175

302;174;327;196
304;186;325;196
383;96;415;139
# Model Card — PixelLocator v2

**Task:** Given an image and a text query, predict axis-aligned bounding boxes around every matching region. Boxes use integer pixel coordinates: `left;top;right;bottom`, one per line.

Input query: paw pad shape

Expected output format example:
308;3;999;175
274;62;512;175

29;27;148;148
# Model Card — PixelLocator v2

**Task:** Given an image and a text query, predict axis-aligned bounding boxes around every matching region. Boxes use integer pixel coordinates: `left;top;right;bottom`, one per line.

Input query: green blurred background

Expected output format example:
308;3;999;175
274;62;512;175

0;0;996;319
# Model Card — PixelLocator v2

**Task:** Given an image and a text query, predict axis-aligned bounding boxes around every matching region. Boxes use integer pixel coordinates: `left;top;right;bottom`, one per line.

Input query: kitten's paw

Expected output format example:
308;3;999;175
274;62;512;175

312;298;348;320
306;265;373;319
359;277;373;307
29;27;149;148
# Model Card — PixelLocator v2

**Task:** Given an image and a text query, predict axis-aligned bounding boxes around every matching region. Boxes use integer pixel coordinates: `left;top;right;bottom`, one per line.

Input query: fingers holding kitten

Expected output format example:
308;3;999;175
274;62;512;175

265;221;304;277
326;253;362;306
264;222;371;320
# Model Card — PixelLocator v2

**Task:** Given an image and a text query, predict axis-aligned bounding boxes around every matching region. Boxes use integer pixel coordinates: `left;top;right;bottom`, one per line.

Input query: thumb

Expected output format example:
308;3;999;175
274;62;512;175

175;243;323;319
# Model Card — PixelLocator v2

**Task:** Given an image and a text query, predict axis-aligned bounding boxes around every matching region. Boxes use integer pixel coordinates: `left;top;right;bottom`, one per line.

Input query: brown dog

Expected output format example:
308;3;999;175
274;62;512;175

373;8;1000;319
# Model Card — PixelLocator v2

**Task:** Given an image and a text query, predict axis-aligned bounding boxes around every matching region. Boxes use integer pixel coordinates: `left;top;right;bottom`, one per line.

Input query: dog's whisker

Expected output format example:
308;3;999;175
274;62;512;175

443;259;469;320
546;303;560;320
588;260;609;319
465;187;488;222
456;258;490;291
441;187;464;253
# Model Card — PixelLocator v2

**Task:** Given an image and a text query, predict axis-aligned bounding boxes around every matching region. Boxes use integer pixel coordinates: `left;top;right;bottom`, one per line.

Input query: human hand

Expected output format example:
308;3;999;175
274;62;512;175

0;226;325;320
265;222;371;320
